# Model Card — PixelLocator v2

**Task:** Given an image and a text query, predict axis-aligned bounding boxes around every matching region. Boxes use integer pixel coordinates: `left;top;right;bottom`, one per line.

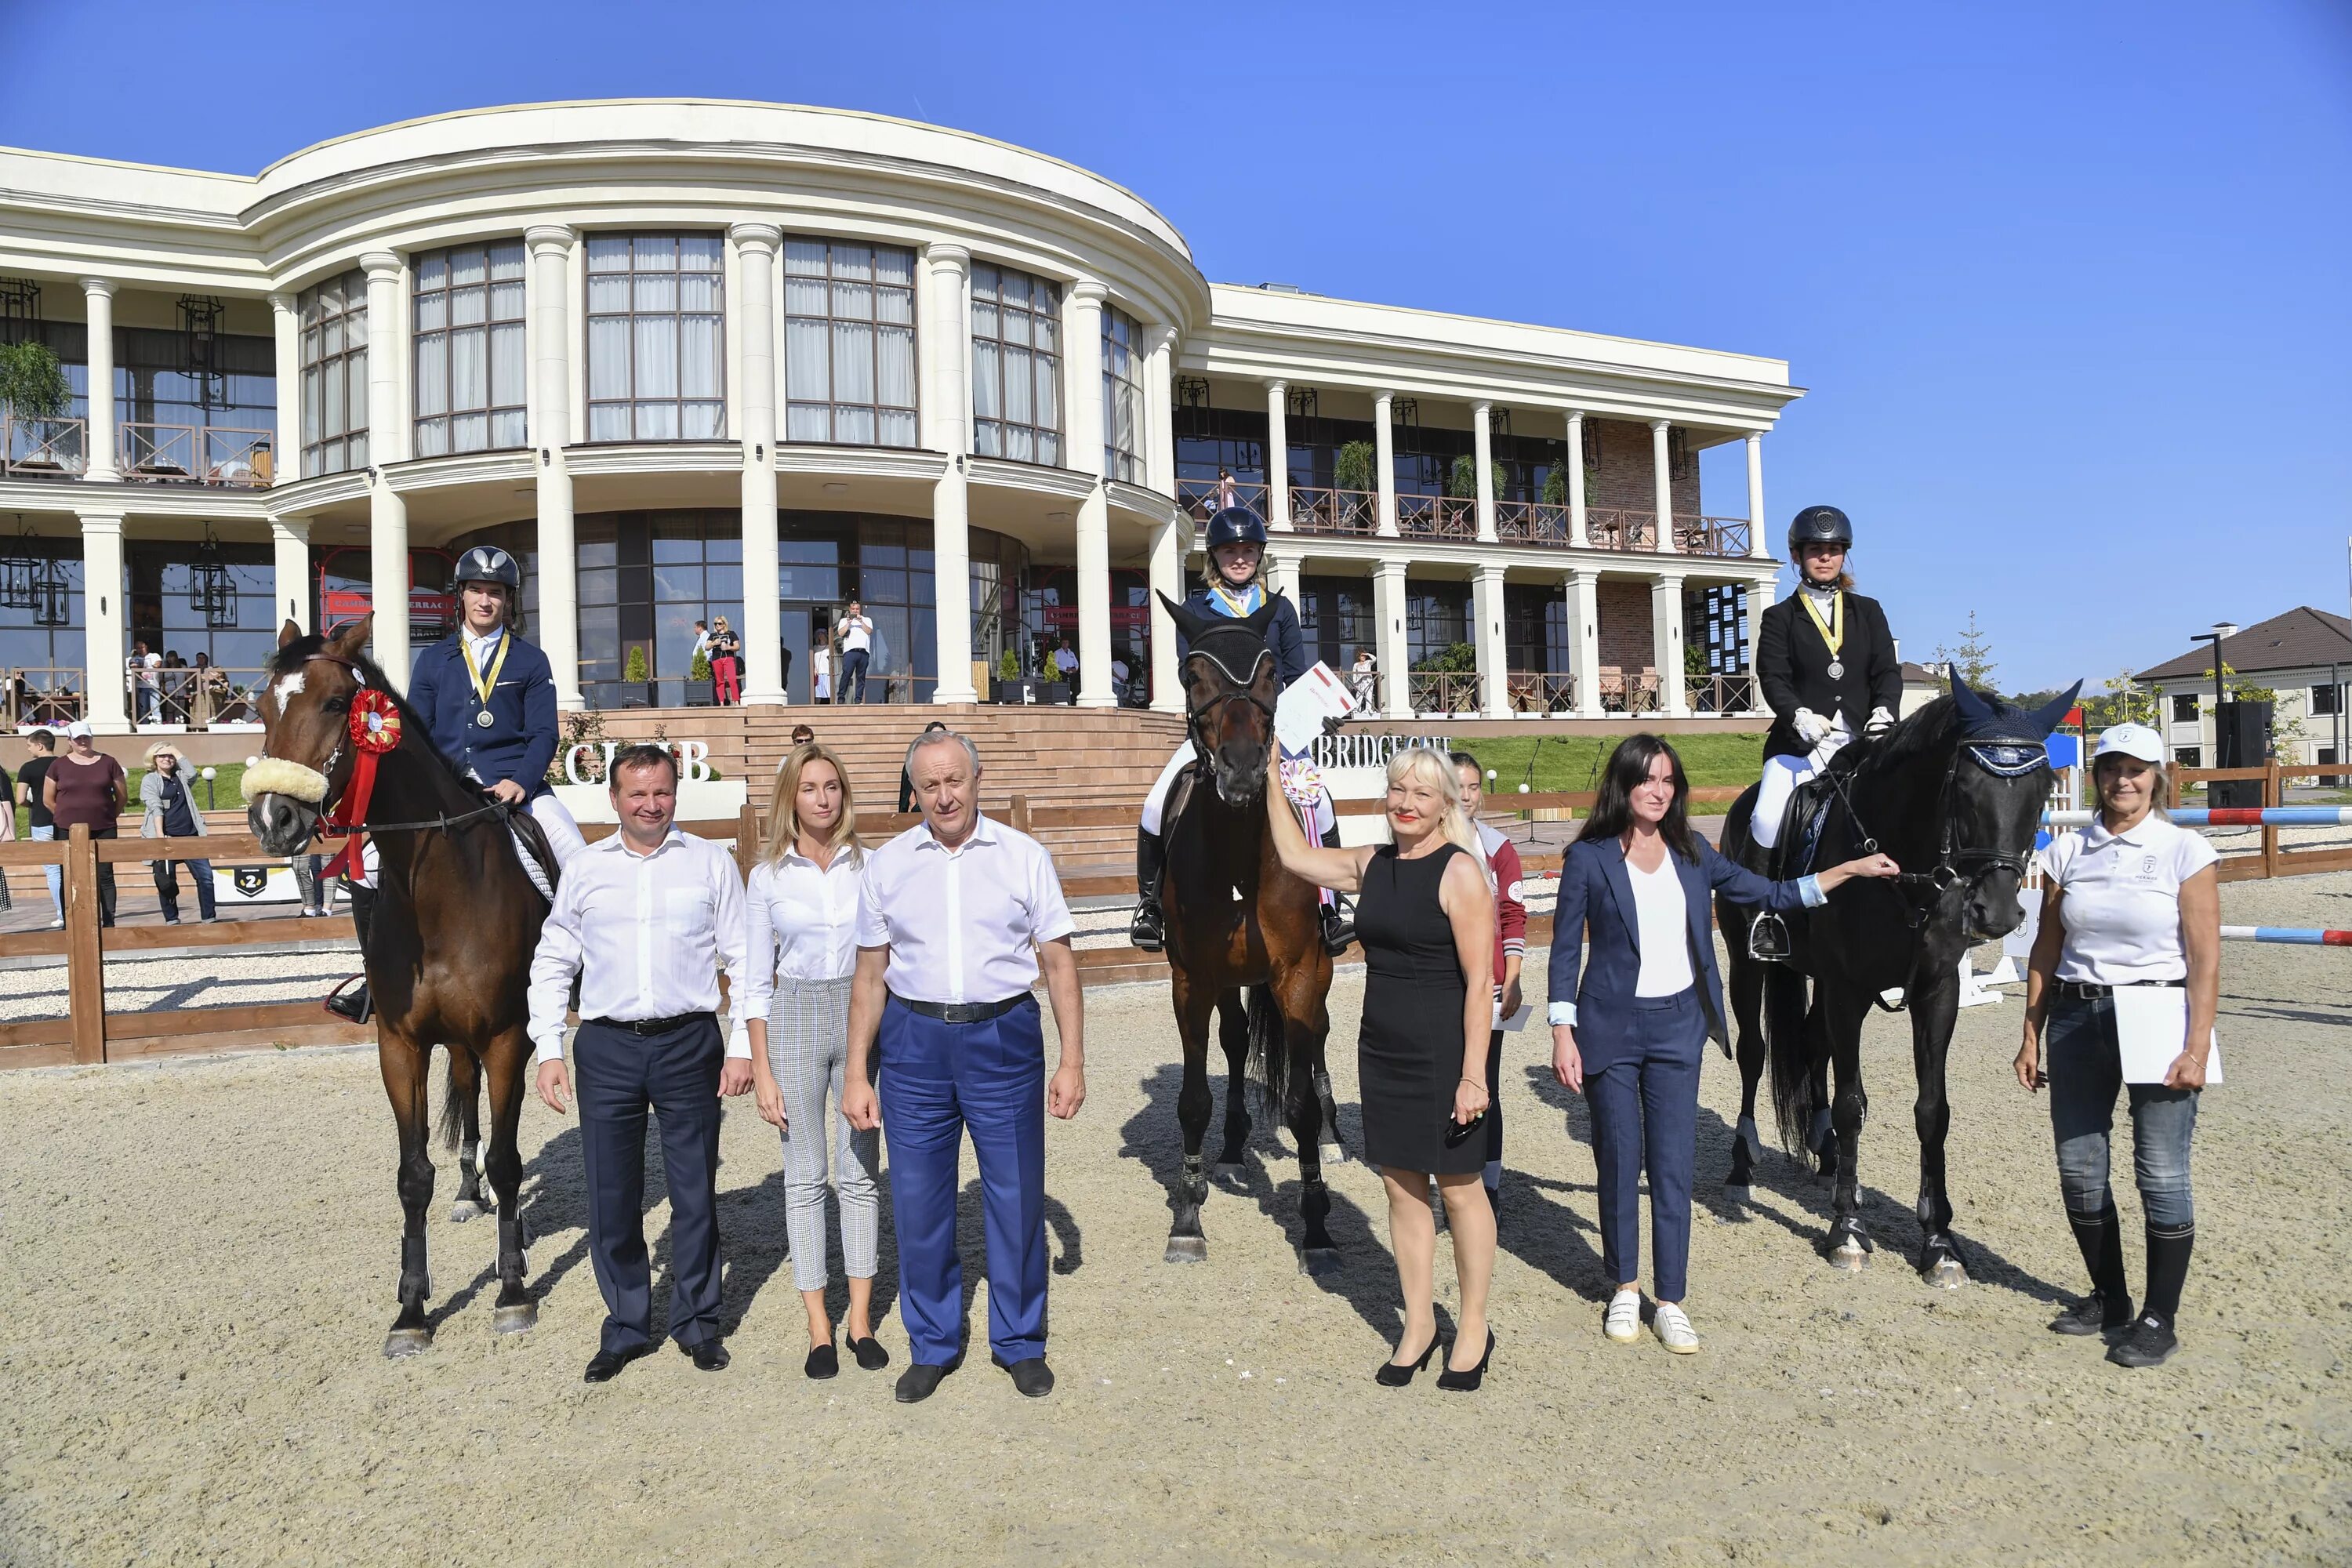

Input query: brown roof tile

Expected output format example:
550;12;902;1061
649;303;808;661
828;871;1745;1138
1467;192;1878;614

2134;606;2352;681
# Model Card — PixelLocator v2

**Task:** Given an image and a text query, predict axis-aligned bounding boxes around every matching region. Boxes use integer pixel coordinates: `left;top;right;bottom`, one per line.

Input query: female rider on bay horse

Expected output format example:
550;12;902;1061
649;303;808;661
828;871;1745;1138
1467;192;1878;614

328;544;583;1021
1745;504;1904;960
1130;506;1353;956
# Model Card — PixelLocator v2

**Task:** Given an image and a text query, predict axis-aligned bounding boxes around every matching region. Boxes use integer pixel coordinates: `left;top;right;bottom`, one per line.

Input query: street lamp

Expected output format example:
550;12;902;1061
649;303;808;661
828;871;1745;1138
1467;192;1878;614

199;764;217;811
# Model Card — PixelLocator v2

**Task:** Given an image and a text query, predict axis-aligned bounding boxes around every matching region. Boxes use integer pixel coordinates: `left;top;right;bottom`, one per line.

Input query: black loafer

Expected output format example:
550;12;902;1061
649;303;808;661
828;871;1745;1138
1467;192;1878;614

992;1354;1054;1398
681;1338;730;1373
895;1362;953;1403
583;1344;654;1384
849;1334;891;1371
805;1341;839;1380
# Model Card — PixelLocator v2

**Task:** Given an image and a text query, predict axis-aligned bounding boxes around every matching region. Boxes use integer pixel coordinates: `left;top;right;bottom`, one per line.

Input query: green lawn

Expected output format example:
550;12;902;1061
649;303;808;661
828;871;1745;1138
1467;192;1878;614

9;762;248;839
1445;733;1765;794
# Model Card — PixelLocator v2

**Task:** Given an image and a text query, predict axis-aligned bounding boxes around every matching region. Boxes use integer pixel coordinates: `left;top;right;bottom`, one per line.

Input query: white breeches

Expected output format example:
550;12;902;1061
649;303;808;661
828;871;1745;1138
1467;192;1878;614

1751;727;1852;850
528;791;586;868
1140;740;1333;839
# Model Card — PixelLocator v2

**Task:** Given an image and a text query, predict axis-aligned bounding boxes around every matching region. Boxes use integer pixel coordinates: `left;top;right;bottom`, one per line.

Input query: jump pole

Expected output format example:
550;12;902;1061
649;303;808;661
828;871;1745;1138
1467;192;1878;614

2220;925;2352;946
2043;808;2352;829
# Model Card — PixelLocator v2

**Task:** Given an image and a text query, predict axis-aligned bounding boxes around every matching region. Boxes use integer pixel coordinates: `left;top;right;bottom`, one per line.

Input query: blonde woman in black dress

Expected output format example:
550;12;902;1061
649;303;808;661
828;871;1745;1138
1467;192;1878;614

1266;746;1498;1390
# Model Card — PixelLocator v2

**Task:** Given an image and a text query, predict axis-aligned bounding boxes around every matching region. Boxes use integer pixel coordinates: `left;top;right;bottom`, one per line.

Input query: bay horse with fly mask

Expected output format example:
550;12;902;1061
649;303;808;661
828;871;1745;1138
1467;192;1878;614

1153;593;1342;1269
245;615;558;1356
1716;677;2078;1285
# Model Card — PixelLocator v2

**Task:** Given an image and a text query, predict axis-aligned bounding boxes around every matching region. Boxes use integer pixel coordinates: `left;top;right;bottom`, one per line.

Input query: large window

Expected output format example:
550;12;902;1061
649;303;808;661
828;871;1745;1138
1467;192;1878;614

1101;305;1143;484
299;270;368;474
413;241;527;457
783;240;918;447
585;234;725;441
971;263;1062;465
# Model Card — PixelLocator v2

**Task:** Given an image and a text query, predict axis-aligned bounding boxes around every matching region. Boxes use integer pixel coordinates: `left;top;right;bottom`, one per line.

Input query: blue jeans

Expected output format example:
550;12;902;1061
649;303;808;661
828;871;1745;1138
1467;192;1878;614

31;825;60;919
2046;993;2198;1229
840;648;869;703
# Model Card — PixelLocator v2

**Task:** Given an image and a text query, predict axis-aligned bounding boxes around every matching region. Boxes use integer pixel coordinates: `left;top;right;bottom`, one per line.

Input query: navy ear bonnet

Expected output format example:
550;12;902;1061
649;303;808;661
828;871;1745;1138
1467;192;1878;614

1950;677;2082;774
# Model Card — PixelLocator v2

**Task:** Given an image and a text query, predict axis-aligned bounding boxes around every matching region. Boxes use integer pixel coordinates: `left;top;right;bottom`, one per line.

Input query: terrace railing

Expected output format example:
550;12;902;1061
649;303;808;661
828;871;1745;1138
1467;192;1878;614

1584;508;1659;552
1176;477;1269;522
1687;672;1760;714
1286;485;1380;537
119;423;276;487
1494;500;1573;546
1675;516;1753;557
3;667;86;728
1407;670;1481;715
1396;494;1477;539
1505;670;1577;716
2;416;88;477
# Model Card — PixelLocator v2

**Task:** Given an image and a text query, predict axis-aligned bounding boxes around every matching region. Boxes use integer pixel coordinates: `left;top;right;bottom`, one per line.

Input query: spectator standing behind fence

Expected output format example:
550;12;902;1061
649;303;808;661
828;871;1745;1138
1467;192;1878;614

835;601;875;705
2016;722;2219;1370
45;721;126;927
127;643;159;726
187;653;223;731
17;728;60;927
139;740;216;924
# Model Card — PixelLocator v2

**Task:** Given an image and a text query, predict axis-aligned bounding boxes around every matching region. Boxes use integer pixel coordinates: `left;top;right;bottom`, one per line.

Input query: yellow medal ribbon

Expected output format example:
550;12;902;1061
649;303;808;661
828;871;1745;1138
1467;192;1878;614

1798;590;1845;659
459;631;513;711
1209;582;1264;619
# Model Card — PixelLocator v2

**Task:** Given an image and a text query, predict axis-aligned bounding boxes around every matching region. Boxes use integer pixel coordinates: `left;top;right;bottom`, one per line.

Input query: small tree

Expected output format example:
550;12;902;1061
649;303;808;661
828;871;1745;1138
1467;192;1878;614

997;647;1020;681
2209;662;2303;746
1542;466;1570;505
1934;610;1997;690
1413;641;1478;674
624;644;648;684
2084;667;2154;728
1446;454;1507;500
689;648;711;684
0;340;70;421
1332;440;1378;494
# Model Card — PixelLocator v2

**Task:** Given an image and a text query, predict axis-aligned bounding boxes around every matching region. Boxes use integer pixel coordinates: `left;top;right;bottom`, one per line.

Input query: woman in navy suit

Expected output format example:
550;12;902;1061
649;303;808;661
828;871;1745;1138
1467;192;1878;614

1546;735;1898;1353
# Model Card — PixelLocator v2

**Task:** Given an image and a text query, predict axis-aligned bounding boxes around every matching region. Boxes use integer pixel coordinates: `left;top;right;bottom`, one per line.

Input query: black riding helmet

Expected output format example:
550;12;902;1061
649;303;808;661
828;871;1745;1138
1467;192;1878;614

1786;505;1852;560
1204;506;1269;552
451;544;521;592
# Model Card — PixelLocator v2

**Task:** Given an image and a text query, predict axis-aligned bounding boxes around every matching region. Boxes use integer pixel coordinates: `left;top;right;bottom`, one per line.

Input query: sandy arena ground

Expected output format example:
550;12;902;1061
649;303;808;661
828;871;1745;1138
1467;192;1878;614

3;875;2350;1566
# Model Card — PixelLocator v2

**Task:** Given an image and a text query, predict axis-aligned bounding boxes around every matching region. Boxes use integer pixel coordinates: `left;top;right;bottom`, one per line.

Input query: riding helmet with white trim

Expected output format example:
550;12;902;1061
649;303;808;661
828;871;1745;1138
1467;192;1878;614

451;545;521;591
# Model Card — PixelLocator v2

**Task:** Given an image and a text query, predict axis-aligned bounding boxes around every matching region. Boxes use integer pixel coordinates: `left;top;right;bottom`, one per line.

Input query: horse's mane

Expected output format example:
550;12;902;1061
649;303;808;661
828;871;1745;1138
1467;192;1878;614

268;633;485;800
1849;695;1960;777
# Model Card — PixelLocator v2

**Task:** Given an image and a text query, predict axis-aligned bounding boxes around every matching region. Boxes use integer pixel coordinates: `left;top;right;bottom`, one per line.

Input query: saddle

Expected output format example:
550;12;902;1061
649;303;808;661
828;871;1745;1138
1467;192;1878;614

505;808;560;906
1740;765;1840;962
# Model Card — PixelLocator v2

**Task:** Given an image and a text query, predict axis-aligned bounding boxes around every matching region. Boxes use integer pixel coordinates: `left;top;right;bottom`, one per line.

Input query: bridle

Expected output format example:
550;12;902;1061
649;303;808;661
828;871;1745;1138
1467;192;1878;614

263;651;514;845
1181;631;1277;772
1820;734;2047;930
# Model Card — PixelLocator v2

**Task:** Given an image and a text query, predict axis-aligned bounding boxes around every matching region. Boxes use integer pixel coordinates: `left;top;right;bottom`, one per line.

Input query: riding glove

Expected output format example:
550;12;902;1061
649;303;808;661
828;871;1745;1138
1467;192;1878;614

1793;707;1835;746
1866;706;1895;736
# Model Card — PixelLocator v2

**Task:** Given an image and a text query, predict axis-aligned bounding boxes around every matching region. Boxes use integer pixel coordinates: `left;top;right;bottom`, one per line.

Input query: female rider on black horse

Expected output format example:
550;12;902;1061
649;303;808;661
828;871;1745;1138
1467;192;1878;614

1130;506;1352;956
1746;505;1903;960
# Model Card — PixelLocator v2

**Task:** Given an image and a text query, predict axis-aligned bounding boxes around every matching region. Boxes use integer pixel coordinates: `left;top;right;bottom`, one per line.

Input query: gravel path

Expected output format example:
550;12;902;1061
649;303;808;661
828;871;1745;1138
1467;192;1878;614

1;877;2347;1564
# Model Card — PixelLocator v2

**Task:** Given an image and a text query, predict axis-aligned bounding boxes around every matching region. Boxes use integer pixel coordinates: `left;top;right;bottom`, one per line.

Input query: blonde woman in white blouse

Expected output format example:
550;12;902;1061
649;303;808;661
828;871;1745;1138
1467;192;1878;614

745;742;888;1380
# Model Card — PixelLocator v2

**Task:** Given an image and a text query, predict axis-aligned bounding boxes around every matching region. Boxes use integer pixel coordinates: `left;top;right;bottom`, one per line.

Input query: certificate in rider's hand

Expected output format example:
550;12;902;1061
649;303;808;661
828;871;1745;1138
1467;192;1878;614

2111;985;2223;1086
1274;662;1356;755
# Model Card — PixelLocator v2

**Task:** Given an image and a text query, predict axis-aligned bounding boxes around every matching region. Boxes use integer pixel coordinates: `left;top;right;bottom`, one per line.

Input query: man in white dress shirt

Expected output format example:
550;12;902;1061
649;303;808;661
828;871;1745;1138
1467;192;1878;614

834;600;874;704
844;730;1085;1403
529;745;754;1383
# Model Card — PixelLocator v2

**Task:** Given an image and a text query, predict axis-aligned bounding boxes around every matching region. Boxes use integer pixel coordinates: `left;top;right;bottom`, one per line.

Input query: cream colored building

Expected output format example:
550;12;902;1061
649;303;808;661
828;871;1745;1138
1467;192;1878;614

0;100;1801;732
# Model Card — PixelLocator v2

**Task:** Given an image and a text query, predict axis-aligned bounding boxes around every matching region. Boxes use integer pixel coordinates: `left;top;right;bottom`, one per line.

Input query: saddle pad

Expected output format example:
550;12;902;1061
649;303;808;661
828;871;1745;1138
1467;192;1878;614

510;826;556;906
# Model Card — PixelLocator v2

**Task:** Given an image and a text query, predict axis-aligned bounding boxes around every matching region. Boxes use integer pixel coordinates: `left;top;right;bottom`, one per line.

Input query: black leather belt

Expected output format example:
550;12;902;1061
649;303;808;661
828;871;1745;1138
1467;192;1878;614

890;993;1029;1025
586;1011;715;1036
2054;980;2163;1001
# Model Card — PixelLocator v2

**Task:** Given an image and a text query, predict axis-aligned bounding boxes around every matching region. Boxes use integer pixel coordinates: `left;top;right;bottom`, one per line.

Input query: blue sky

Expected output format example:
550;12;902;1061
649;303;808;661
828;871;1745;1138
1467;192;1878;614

5;0;2347;695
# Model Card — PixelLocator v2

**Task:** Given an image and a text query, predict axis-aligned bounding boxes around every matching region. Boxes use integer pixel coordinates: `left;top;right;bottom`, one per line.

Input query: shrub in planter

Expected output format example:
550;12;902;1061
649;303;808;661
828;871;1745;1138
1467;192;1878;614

1333;440;1377;494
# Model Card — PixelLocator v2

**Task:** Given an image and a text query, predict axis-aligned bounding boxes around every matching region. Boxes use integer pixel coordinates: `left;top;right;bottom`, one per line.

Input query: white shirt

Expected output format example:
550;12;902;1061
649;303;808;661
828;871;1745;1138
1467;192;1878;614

739;845;863;1020
1628;854;1697;997
2042;812;2217;985
527;827;753;1063
836;615;873;654
856;815;1074;1006
1054;648;1079;674
460;624;504;675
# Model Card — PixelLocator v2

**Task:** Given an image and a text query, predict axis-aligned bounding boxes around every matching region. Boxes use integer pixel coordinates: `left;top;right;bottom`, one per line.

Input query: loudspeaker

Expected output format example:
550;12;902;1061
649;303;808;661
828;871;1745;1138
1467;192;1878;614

2211;700;2271;809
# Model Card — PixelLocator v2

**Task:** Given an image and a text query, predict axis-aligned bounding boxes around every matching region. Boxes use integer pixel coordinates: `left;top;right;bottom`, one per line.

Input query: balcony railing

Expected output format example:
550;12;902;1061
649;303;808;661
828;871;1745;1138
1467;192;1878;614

1676;516;1753;557
1396;494;1477;539
1595;665;1662;715
1494;500;1573;546
2;416;88;478
121;423;277;488
1585;508;1660;552
3;667;87;727
1505;670;1577;715
1687;672;1760;714
1408;670;1481;716
1286;485;1380;537
125;666;274;728
1177;477;1269;522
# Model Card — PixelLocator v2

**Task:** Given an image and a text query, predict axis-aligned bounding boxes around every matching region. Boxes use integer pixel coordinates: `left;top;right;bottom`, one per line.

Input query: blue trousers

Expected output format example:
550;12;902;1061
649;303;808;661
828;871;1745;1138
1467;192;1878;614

1582;989;1704;1301
840;648;869;703
878;994;1047;1367
2047;993;2198;1229
574;1015;725;1355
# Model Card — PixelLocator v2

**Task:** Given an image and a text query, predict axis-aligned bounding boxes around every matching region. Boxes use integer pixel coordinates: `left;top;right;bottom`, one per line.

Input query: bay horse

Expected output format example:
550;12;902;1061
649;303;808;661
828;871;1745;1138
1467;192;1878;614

1716;677;2078;1285
245;615;556;1356
1155;594;1341;1270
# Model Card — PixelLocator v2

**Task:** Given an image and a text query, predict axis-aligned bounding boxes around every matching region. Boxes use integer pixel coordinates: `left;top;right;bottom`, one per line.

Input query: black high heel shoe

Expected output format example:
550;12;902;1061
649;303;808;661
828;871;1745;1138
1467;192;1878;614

1374;1333;1441;1387
1436;1330;1495;1392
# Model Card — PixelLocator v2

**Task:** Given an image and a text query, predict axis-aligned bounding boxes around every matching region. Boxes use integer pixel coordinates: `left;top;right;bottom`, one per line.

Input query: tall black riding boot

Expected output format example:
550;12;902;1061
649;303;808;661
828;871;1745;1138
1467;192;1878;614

1317;821;1356;954
1747;817;1793;961
2053;1200;2134;1333
1128;828;1168;952
326;882;376;1023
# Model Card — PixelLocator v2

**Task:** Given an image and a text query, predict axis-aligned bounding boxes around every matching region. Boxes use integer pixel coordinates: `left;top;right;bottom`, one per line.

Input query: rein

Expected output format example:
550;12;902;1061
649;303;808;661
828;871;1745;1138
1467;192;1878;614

1182;635;1277;771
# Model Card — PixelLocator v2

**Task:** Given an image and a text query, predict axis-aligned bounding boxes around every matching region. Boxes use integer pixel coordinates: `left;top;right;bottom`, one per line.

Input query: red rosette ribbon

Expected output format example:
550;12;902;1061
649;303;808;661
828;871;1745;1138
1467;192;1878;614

321;689;403;880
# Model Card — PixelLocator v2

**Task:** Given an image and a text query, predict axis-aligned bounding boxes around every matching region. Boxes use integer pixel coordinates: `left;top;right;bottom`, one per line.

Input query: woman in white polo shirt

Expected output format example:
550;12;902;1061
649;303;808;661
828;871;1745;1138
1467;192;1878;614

2016;722;2219;1369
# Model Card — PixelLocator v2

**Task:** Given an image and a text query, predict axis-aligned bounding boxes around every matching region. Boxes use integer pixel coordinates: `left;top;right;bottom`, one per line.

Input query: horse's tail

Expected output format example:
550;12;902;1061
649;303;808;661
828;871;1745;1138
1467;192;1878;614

1243;985;1292;1119
1762;964;1814;1153
434;1051;477;1152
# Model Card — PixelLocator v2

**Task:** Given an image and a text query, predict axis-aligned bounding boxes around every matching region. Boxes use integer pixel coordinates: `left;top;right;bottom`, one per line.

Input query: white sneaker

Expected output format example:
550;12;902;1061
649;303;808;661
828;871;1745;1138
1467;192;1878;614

1653;1301;1700;1354
1603;1288;1641;1343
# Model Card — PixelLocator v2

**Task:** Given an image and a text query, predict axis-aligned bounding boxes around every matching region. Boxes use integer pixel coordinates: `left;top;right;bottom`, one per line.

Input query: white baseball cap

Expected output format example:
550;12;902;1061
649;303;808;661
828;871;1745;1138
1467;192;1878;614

64;720;93;739
2093;722;2164;764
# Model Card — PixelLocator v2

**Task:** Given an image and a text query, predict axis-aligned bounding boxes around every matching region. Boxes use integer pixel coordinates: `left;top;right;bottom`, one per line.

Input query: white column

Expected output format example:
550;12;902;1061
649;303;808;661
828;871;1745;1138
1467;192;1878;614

1263;541;1297;601
1653;571;1689;717
925;243;978;704
361;252;412;684
1375;557;1410;719
1565;409;1588;547
1144;325;1176;494
1568;568;1602;719
1148;514;1185;713
271;517;311;633
79;278;117;481
1065;281;1114;708
526;226;583;709
1740;573;1766;713
1374;390;1398;537
267;292;300;485
1473;400;1497;543
1745;431;1770;559
1265;379;1290;530
1650;418;1676;554
1474;561;1509;718
78;512;127;732
731;223;786;707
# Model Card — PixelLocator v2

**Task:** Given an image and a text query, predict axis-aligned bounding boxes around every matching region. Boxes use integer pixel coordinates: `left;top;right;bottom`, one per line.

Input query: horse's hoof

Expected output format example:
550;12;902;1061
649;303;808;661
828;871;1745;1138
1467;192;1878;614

492;1302;539;1334
383;1328;432;1359
1298;1247;1341;1276
1829;1242;1869;1272
1925;1257;1967;1290
1723;1181;1751;1200
1163;1236;1208;1264
449;1200;485;1224
1210;1162;1247;1182
1735;1114;1765;1166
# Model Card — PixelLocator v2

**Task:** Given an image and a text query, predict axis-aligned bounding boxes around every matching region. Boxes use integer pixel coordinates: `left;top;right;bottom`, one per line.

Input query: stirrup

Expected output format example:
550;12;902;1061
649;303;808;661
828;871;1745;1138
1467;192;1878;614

325;976;373;1024
1747;912;1791;963
1319;906;1356;956
1129;898;1166;954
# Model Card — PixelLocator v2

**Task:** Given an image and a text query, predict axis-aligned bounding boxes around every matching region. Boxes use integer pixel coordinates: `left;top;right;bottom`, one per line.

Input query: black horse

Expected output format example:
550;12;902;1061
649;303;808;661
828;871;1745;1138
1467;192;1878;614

1154;593;1342;1270
1717;677;2078;1285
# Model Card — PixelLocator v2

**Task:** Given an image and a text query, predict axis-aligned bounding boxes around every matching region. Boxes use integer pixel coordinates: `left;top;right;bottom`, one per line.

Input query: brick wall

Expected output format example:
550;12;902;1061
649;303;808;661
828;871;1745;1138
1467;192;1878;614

1584;417;1704;520
1597;579;1656;671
